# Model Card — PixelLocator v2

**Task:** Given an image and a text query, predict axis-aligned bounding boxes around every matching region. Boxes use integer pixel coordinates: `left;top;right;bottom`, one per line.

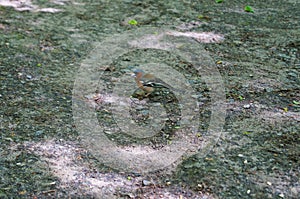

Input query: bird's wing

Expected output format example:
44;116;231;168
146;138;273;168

142;78;173;89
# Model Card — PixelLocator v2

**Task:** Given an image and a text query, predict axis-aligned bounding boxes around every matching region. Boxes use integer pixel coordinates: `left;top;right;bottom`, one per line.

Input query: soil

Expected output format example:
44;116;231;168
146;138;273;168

0;0;299;198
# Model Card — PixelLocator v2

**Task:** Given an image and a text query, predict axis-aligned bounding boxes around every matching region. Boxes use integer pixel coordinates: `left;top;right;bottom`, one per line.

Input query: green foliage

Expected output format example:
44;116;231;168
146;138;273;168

128;19;138;25
215;0;223;3
244;5;254;13
238;95;245;101
293;100;300;105
197;14;210;20
243;131;251;135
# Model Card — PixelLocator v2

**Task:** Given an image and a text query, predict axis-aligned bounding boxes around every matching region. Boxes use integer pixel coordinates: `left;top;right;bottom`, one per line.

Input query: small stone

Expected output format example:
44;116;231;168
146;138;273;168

266;181;272;186
111;77;119;82
291;187;298;195
142;179;152;186
35;130;44;136
104;131;113;135
229;98;235;103
243;104;251;109
278;193;284;198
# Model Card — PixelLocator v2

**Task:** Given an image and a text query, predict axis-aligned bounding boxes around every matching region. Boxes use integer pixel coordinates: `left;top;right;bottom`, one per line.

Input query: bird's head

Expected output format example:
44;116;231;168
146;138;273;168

131;69;145;79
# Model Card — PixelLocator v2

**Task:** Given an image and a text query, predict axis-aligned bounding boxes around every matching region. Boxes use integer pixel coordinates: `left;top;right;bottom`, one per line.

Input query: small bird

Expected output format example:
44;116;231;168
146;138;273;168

132;69;174;97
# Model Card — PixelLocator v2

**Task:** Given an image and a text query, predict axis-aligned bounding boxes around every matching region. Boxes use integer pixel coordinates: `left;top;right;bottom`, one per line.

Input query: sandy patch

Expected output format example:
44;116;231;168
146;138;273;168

258;108;300;123
24;139;213;198
167;31;224;43
226;100;300;123
0;0;63;12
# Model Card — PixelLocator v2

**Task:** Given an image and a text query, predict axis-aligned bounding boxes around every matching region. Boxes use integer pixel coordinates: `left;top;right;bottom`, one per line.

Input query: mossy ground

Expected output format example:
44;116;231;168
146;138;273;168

0;0;299;198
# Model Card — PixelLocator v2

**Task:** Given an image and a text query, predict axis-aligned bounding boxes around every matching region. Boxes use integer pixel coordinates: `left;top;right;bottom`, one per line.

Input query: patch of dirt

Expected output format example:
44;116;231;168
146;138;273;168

167;31;224;43
0;0;64;12
24;139;214;198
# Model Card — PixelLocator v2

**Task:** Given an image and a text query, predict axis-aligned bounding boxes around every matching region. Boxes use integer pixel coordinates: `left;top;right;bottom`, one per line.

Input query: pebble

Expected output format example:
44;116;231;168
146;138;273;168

142;179;152;186
291;187;299;196
243;104;251;109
